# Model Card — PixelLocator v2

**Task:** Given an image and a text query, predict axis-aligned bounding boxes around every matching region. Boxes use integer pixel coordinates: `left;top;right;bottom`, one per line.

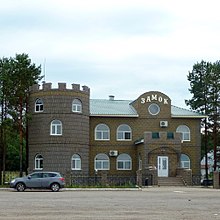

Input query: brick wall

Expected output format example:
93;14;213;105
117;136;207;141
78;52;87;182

90;91;202;178
28;87;202;180
28;83;90;175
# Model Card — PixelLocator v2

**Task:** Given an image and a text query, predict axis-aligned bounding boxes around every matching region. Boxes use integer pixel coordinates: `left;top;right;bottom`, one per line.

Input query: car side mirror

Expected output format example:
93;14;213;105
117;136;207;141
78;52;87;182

28;175;31;179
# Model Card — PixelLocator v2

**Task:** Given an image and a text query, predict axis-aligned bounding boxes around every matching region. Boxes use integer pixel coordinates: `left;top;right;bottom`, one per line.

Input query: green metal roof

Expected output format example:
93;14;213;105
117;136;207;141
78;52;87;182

90;99;138;117
171;106;204;118
90;99;204;118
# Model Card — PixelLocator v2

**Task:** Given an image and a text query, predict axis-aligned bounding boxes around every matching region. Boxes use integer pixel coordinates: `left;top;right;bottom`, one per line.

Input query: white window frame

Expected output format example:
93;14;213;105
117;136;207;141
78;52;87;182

94;153;110;170
71;154;81;170
180;154;190;169
50;120;62;136
148;103;160;115
35;98;44;112
72;99;82;113
117;124;132;141
117;153;132;170
95;124;110;140
35;154;43;170
176;125;190;142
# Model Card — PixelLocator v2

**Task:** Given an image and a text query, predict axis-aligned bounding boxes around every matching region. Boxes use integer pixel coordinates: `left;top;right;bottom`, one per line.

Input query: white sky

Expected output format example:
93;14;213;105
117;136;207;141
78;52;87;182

1;0;220;108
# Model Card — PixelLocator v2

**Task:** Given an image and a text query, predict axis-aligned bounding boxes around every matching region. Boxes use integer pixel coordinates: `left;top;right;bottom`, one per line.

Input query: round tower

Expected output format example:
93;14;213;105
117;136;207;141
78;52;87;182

28;82;90;176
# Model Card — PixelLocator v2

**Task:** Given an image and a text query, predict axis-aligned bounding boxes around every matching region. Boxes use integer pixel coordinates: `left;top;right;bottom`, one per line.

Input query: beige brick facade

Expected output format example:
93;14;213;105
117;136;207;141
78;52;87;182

28;84;203;185
89;91;202;184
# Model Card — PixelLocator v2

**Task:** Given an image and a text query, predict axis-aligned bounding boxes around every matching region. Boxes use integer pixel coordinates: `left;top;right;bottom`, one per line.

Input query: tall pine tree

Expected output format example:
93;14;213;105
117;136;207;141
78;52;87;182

186;61;211;181
0;53;42;180
186;60;220;182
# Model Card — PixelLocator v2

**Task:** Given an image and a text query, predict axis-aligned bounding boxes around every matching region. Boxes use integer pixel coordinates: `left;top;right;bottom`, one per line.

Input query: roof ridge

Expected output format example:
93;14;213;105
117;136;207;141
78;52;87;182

172;105;190;110
90;98;132;101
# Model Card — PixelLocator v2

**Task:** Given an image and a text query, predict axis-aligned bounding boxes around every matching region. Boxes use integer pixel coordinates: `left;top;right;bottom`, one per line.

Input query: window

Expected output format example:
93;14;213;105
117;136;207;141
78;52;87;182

43;173;50;178
35;154;43;170
30;172;43;178
35;98;43;112
71;154;81;170
180;154;190;169
43;172;59;178
117;153;132;170
176;125;190;141
95;153;109;170
167;132;174;139
95;124;110;140
152;132;160;139
47;173;58;177
50;120;62;135
148;103;160;115
72;99;82;113
117;124;132;140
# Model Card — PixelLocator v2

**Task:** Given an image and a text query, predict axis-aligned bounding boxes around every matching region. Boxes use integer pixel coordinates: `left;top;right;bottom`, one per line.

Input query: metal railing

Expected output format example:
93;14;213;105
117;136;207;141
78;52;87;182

69;175;136;187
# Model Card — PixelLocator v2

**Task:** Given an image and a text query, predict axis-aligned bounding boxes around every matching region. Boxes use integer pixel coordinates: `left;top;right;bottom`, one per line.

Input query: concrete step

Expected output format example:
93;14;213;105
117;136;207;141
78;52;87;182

158;177;186;186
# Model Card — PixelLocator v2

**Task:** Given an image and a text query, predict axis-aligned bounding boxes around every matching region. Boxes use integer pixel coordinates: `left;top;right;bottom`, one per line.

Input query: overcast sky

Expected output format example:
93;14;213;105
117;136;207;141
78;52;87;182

1;0;220;108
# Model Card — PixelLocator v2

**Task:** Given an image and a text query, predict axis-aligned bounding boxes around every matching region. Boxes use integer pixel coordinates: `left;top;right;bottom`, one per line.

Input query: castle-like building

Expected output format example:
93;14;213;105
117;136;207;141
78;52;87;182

28;82;204;185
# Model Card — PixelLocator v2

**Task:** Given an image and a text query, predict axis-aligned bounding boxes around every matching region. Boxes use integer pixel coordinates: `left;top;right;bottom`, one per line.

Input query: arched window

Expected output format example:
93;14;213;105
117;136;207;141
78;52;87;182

117;153;132;170
50;120;62;135
180;154;190;169
95;124;110;140
94;153;109;170
176;125;190;141
35;154;43;170
35;98;43;112
72;99;82;113
117;124;132;140
71;154;81;170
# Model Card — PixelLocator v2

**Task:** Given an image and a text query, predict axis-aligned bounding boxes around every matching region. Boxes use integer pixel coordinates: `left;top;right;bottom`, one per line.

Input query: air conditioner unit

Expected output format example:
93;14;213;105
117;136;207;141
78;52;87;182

109;150;118;157
160;121;168;128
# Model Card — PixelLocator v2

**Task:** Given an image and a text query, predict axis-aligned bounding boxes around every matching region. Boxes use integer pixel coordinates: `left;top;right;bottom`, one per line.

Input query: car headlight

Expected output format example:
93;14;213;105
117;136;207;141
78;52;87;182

10;179;16;183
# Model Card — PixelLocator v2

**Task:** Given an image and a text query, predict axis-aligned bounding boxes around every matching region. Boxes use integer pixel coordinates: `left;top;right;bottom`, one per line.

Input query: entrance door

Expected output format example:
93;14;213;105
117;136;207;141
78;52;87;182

158;156;168;177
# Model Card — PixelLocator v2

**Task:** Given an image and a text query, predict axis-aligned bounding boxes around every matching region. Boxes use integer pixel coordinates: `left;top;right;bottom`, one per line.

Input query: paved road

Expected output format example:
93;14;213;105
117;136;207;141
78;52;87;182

0;187;219;220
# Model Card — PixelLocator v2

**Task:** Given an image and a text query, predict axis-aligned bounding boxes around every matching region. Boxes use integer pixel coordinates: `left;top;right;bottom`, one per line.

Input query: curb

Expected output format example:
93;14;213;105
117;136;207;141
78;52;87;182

0;187;142;192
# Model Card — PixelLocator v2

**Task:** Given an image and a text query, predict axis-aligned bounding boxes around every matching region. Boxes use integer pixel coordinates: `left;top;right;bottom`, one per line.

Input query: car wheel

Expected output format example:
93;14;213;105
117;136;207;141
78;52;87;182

16;183;25;192
51;183;60;192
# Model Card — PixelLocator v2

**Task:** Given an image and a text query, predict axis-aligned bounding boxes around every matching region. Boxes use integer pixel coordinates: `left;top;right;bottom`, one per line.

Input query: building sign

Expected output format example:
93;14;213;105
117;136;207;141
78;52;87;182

141;94;169;105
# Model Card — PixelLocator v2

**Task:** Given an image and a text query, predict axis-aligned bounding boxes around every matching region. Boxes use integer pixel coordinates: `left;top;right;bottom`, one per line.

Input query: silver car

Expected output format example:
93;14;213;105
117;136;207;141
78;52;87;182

10;171;65;192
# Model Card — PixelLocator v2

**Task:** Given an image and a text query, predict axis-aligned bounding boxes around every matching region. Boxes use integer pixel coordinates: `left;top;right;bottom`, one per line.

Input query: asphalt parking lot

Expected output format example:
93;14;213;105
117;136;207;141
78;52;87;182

0;187;219;220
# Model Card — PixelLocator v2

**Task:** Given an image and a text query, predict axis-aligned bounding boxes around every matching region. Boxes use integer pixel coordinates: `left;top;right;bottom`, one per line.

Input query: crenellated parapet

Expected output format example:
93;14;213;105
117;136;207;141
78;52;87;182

29;82;90;94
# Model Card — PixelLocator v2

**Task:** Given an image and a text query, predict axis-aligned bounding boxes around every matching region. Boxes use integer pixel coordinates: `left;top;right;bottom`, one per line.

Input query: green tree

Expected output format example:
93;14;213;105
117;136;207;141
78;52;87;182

0;53;42;180
186;60;220;180
9;54;42;177
208;61;220;170
3;118;21;171
0;57;14;184
186;61;212;181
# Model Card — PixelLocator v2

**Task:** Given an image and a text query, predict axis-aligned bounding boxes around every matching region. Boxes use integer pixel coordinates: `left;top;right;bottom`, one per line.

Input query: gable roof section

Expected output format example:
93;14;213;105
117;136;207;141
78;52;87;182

90;99;205;118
